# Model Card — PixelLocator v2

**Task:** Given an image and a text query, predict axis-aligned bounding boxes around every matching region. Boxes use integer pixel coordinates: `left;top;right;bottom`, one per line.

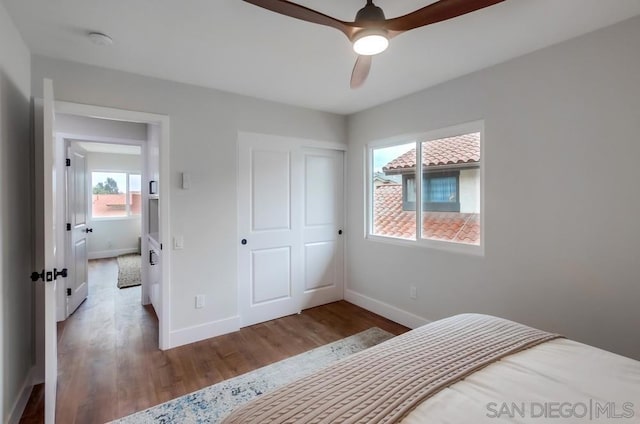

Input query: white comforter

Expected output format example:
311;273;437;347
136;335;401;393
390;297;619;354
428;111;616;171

401;338;640;423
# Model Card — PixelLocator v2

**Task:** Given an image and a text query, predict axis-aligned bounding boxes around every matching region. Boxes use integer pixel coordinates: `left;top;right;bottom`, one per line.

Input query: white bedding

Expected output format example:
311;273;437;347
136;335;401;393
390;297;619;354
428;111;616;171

401;338;640;423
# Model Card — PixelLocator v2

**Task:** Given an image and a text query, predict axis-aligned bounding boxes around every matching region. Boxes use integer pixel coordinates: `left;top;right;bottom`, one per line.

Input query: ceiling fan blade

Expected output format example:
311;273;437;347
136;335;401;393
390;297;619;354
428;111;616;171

384;0;505;32
243;0;356;39
350;55;372;89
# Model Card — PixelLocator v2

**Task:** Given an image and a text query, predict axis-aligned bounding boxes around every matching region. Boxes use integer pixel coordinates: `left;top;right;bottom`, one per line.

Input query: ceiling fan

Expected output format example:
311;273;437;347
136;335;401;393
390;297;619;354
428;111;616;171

243;0;505;88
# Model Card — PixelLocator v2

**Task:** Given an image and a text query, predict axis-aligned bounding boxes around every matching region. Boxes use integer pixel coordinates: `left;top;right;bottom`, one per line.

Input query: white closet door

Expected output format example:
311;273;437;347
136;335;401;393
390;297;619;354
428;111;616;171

238;134;303;327
238;134;345;327
300;148;344;309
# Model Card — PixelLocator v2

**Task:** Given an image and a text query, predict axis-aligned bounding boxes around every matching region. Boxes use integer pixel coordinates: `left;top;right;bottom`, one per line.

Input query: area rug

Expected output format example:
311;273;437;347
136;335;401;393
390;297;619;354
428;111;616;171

111;327;394;423
117;253;142;289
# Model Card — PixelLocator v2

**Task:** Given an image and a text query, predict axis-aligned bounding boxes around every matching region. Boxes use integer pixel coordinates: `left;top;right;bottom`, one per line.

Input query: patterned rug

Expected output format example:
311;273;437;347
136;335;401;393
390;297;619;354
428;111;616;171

117;253;141;289
111;327;393;423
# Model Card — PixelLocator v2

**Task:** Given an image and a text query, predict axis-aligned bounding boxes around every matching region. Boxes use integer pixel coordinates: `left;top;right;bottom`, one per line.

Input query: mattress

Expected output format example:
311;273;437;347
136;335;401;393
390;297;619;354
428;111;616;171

402;338;640;423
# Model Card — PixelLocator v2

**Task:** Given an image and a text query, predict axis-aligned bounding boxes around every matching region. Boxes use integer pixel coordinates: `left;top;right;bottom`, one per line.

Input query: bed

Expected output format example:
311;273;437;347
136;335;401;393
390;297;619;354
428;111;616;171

222;314;640;423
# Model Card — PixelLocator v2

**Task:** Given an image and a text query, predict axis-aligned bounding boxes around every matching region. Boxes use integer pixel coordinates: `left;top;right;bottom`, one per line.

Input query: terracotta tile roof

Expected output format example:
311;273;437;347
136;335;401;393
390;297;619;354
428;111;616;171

383;133;480;173
373;184;480;245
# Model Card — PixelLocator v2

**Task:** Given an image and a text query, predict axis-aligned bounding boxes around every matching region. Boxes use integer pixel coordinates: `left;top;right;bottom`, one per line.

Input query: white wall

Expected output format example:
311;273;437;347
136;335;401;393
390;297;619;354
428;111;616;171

86;152;142;259
347;16;640;359
32;56;347;346
459;168;480;214
0;2;33;422
57;114;147;141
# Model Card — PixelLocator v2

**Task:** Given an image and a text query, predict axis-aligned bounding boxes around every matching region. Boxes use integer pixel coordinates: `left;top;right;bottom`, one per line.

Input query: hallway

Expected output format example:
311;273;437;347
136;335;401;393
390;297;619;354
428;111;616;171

54;259;156;422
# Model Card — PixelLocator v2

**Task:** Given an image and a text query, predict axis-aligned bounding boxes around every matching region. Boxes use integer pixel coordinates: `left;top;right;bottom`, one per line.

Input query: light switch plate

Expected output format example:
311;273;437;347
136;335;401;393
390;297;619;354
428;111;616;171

195;295;205;309
182;172;191;189
174;235;184;250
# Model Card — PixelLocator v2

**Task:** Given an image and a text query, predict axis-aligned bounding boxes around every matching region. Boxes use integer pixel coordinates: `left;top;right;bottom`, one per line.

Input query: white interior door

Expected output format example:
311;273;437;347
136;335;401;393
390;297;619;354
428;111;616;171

66;142;89;315
238;134;303;327
38;78;58;424
300;148;344;309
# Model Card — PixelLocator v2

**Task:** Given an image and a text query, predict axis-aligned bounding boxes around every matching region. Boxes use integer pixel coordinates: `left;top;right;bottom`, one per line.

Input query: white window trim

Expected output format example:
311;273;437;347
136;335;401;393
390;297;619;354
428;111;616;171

365;120;485;256
90;170;142;221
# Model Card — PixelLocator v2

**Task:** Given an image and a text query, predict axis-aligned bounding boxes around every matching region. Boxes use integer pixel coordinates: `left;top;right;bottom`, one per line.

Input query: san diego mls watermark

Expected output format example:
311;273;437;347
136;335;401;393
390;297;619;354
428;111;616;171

486;400;635;420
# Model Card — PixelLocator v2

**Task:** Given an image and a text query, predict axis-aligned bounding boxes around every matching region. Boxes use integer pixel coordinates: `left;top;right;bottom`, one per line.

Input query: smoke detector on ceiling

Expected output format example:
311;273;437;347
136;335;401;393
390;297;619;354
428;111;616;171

88;32;113;46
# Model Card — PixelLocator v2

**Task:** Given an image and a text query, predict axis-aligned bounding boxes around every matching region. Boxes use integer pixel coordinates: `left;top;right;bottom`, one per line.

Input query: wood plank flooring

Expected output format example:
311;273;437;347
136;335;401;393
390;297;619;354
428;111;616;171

20;258;408;423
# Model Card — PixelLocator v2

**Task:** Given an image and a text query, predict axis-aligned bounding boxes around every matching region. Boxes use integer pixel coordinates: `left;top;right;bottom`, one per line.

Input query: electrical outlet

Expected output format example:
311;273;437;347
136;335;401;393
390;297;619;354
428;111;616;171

409;286;417;299
195;295;205;309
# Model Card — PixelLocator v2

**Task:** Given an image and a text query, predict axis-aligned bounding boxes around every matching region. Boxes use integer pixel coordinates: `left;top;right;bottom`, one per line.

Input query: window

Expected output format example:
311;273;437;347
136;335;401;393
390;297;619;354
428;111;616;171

369;124;482;251
403;171;460;212
371;142;415;240
91;171;141;218
129;174;142;216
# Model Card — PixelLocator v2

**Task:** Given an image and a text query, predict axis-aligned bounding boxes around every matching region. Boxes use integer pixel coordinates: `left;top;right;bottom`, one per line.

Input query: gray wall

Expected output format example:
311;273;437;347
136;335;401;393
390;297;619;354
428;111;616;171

347;16;640;359
0;1;33;421
32;56;347;335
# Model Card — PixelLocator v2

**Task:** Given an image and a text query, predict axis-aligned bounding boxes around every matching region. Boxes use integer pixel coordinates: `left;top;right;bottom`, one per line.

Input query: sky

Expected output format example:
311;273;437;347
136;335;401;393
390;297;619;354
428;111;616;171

373;142;414;173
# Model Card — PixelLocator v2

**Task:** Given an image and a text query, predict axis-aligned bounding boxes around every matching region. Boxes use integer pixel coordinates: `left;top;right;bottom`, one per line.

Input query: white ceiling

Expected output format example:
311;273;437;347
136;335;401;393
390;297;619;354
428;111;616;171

4;0;640;114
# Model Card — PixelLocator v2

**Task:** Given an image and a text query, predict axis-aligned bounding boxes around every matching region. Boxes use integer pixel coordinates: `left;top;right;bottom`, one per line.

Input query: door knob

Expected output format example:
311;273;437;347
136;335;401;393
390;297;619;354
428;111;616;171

241;239;247;245
85;228;93;233
30;270;45;282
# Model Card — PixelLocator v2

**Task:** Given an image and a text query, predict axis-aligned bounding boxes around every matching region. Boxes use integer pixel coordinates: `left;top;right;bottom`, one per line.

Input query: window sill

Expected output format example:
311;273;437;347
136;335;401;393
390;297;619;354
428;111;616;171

90;215;141;222
366;234;484;257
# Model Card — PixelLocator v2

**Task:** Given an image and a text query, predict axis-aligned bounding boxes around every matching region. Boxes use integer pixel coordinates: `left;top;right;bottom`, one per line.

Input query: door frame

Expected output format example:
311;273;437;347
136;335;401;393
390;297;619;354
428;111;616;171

236;132;347;327
53;101;172;349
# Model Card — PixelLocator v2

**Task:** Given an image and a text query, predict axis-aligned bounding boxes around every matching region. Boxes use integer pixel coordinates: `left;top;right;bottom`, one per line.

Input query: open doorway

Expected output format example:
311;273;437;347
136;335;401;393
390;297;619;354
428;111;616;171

56;114;148;318
46;104;170;351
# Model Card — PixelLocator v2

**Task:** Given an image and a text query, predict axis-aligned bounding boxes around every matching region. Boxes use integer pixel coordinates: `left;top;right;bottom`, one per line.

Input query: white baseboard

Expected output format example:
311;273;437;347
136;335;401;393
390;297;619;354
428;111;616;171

344;289;431;329
88;247;139;260
7;367;35;424
169;316;240;349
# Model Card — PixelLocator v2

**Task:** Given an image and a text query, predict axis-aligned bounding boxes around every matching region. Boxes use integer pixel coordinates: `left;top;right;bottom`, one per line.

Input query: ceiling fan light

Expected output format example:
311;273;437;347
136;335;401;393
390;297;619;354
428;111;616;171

353;30;388;56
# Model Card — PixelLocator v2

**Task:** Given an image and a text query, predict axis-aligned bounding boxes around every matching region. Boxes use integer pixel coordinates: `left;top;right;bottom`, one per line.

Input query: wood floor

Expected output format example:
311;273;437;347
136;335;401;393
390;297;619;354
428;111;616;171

20;258;408;423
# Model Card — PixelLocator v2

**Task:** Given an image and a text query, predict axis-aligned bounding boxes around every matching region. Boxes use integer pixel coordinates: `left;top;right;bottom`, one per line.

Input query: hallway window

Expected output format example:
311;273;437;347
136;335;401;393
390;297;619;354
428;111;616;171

92;172;141;218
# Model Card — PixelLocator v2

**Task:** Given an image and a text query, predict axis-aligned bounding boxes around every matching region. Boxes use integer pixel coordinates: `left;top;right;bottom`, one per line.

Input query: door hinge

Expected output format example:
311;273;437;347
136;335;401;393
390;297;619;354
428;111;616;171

66;223;71;231
66;288;72;296
65;158;71;167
